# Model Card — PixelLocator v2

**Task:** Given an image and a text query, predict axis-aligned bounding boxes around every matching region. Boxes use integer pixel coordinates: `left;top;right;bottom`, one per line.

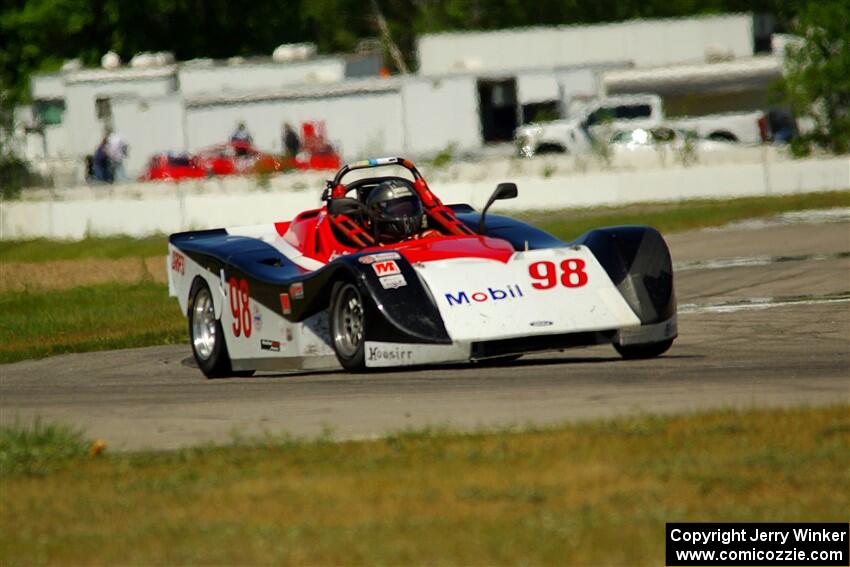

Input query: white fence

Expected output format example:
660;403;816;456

1;154;847;241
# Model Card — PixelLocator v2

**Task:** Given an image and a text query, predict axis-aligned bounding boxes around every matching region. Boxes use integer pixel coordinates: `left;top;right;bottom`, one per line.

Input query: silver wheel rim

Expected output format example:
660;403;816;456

192;287;217;361
333;284;364;358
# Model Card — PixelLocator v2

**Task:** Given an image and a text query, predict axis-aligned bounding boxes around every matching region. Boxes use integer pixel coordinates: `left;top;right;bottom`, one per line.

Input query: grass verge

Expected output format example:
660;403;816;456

0;419;90;477
0;282;184;364
1;191;846;263
1;406;847;565
518;190;849;241
0;234;167;263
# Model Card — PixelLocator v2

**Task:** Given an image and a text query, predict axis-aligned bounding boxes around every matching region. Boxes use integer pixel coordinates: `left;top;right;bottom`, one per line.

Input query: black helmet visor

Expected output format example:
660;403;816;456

374;195;422;219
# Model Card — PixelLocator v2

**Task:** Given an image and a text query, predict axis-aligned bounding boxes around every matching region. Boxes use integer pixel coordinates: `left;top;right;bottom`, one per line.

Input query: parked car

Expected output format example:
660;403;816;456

139;153;206;181
142;137;341;182
515;94;767;157
291;121;341;171
609;127;733;155
194;141;286;177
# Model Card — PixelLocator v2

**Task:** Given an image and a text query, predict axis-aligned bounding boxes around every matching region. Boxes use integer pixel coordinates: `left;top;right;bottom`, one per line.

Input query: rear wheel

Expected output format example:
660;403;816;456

614;339;674;360
330;281;367;371
188;278;253;378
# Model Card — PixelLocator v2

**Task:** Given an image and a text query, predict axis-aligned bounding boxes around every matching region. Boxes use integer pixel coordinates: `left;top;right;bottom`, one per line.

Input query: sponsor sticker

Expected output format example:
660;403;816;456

358;252;401;265
290;282;304;299
380;274;407;289
252;304;263;331
372;260;400;277
391;185;413;198
444;284;525;306
260;339;281;352
367;345;413;362
279;292;291;315
170;250;185;275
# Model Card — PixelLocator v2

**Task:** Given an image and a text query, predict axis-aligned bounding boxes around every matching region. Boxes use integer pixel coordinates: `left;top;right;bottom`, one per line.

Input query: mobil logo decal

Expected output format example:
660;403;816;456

372;260;400;277
444;284;525;306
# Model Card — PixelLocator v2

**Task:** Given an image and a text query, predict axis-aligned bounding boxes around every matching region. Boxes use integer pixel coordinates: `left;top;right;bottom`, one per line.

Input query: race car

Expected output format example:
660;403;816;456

168;157;676;377
194;141;286;177
139;152;207;181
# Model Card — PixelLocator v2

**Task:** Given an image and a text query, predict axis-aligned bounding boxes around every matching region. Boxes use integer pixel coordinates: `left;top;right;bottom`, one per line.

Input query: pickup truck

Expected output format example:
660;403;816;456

515;94;767;157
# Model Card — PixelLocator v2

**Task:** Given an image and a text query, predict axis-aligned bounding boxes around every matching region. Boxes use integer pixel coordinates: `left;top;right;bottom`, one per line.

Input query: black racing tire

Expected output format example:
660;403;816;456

329;280;367;372
188;277;247;378
614;338;674;360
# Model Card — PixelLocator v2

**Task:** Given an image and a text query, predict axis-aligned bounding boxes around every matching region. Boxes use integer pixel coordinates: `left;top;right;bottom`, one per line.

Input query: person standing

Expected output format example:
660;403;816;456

282;122;301;157
105;128;129;182
92;135;112;183
230;121;253;145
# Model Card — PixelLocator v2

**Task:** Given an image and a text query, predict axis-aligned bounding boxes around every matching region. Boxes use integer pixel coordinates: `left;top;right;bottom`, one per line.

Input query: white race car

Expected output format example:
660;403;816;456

168;157;677;377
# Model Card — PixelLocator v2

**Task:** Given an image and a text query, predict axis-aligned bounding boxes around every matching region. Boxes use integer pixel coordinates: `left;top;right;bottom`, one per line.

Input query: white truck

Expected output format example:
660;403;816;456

515;94;767;157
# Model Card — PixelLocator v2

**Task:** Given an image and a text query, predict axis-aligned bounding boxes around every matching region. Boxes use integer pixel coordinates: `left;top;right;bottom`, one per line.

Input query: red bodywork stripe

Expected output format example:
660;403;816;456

278;215;511;266
393;235;515;264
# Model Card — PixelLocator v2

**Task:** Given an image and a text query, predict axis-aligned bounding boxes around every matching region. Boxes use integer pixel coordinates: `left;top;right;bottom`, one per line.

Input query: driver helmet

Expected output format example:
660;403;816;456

365;179;423;242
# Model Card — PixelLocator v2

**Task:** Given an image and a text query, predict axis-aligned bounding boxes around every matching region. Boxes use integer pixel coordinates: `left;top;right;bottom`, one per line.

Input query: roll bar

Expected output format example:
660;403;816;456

323;157;475;238
329;157;424;189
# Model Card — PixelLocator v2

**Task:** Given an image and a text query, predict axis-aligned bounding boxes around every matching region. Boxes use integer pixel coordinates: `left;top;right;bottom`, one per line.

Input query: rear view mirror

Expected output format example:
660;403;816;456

493;182;518;200
479;182;518;234
328;198;365;216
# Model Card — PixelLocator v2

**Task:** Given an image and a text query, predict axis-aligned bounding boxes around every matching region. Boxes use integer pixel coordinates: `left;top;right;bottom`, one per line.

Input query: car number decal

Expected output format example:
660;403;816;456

229;277;253;337
528;259;588;289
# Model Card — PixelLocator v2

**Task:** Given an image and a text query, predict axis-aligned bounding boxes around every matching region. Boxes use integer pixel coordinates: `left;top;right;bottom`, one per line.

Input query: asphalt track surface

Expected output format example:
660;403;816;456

2;217;848;450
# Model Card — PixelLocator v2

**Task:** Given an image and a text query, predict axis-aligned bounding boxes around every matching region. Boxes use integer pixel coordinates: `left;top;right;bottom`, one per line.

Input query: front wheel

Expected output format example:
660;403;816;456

614;339;674;360
330;281;368;371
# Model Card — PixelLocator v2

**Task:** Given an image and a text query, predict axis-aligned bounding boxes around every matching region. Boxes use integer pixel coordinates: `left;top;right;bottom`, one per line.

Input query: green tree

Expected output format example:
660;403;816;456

0;0;820;110
780;1;850;155
0;0;116;103
0;93;40;197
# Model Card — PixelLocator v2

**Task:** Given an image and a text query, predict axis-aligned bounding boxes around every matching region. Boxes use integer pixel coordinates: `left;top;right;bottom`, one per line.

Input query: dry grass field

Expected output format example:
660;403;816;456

1;406;847;565
0;256;167;292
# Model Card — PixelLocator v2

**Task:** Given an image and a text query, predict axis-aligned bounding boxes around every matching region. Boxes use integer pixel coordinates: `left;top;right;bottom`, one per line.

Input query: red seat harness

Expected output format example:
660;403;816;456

326;157;474;246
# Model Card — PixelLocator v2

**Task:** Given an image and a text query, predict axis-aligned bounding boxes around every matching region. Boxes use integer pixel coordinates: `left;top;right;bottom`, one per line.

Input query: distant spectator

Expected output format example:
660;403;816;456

105;128;129;182
92;136;112;183
282;122;301;157
768;109;797;145
84;154;94;182
230;121;253;145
